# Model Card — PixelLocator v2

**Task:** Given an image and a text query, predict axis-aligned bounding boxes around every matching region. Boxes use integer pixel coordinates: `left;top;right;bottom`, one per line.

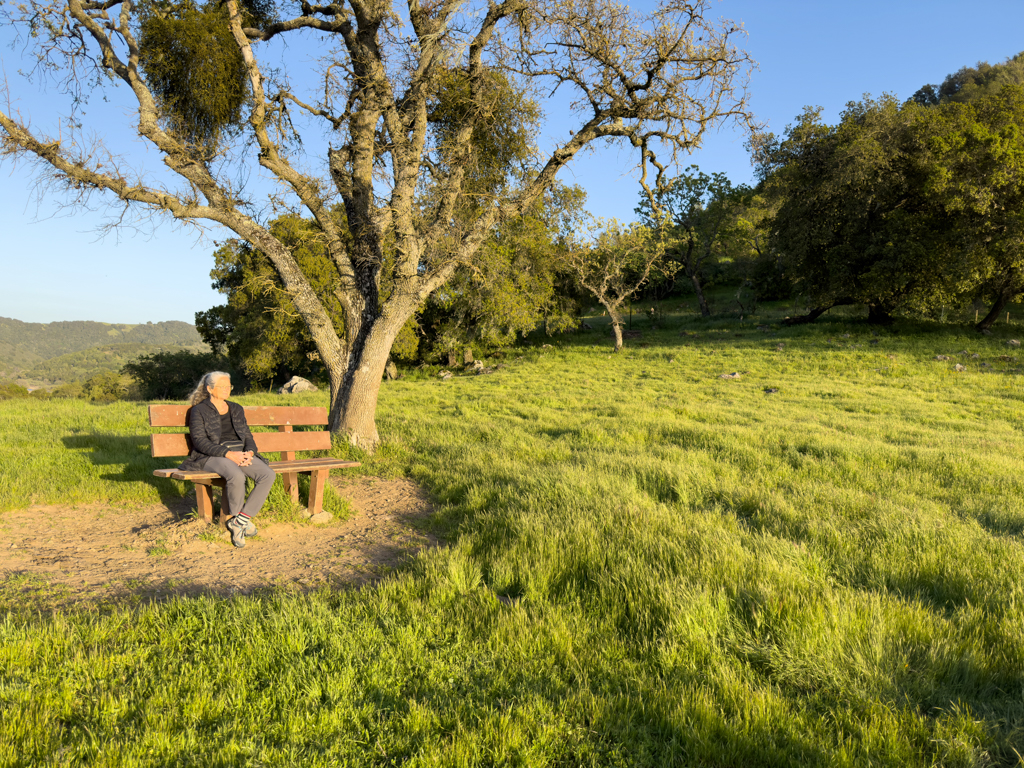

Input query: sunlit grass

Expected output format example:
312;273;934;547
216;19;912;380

1;300;1023;766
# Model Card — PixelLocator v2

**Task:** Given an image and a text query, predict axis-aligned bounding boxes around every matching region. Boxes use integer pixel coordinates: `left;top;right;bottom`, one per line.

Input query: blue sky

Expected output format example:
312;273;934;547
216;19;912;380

1;0;1022;324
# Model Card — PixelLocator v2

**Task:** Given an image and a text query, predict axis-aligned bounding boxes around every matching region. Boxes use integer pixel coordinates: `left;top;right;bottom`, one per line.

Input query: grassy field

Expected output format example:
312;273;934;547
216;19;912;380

1;301;1023;766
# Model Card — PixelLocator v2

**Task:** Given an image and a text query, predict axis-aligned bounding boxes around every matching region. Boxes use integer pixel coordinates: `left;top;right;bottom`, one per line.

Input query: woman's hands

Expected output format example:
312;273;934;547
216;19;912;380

226;450;255;467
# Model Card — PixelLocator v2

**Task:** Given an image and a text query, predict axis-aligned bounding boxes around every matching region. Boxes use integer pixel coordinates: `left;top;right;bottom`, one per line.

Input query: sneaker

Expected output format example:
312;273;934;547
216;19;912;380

244;519;258;537
226;515;248;548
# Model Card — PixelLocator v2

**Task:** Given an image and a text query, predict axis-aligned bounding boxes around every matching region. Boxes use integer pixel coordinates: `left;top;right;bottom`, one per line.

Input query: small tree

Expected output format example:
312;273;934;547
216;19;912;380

564;219;671;352
636;166;746;316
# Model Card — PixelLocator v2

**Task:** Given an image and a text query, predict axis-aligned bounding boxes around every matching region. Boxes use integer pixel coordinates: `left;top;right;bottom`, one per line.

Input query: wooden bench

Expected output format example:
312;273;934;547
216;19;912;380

148;405;360;527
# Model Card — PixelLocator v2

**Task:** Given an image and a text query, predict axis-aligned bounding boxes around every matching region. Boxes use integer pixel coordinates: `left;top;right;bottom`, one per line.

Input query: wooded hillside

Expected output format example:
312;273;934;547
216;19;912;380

20;342;209;384
0;318;203;361
0;318;206;382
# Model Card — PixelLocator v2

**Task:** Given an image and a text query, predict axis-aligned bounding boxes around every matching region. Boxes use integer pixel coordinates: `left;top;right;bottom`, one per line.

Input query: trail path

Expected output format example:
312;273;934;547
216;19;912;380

0;477;439;606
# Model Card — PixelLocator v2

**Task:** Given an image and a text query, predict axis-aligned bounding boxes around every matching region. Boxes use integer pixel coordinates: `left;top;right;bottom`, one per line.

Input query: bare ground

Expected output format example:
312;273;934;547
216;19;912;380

0;476;440;607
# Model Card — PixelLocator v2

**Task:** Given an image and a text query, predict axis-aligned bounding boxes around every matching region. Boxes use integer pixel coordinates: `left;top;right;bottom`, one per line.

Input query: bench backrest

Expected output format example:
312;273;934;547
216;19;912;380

149;405;332;458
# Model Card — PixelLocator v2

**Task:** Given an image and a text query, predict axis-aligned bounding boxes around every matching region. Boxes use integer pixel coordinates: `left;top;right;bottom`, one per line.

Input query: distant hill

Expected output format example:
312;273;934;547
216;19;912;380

0;317;203;361
0;317;206;380
0;341;44;379
20;342;209;385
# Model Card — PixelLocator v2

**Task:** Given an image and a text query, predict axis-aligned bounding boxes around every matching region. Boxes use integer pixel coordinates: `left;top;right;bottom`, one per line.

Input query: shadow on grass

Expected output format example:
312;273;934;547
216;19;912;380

61;433;189;509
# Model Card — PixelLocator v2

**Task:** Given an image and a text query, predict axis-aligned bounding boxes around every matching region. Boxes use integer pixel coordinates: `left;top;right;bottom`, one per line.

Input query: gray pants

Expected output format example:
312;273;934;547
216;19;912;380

205;457;275;518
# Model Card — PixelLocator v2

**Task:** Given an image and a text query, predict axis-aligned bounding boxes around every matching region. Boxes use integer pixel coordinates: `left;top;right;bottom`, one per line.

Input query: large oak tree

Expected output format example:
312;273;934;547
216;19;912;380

0;0;752;448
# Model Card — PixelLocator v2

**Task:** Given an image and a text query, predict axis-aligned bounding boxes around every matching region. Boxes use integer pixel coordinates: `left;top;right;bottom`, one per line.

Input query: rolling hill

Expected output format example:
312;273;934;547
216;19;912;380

0;317;208;383
20;342;209;384
0;317;203;362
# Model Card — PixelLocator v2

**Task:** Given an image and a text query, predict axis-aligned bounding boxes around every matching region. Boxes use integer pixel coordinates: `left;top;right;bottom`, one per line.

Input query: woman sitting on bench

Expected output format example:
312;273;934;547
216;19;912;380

179;371;275;548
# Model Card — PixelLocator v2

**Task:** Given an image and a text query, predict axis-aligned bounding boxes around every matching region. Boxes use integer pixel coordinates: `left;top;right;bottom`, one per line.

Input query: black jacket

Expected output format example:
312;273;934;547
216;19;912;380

178;399;265;471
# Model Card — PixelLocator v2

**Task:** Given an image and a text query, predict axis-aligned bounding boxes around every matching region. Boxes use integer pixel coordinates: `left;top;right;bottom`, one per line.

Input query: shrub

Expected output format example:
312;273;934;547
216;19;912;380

0;382;29;400
50;380;84;399
80;371;132;403
123;350;240;400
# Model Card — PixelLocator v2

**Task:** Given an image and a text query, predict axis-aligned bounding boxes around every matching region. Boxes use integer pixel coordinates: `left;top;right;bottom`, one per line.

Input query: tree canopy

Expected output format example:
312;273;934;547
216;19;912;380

753;87;1024;326
911;50;1024;107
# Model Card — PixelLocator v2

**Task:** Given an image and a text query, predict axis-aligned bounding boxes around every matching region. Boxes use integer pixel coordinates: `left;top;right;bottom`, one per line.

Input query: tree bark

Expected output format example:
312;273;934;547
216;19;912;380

690;271;711;317
606;304;625;352
327;306;412;449
977;267;1019;331
782;305;833;325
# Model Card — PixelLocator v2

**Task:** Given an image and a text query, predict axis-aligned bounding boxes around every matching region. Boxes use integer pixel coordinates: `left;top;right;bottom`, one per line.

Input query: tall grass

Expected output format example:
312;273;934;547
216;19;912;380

1;303;1023;766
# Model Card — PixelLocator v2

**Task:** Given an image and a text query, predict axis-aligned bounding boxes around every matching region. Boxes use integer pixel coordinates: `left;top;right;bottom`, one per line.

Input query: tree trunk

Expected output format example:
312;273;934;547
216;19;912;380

690;271;711;317
327;308;410;450
782;305;833;325
977;268;1019;331
606;304;625;352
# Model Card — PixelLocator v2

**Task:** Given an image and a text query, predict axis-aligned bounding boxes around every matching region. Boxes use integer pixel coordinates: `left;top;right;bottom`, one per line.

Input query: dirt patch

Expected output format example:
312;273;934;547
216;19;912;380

0;477;440;607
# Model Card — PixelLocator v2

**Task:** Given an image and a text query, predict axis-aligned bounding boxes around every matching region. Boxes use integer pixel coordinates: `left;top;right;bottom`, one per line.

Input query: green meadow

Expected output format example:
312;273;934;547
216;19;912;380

2;303;1023;767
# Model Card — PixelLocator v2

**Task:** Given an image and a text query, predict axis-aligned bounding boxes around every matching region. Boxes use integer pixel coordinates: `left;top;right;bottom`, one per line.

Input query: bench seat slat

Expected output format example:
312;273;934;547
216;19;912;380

151;430;332;458
156;459;360;482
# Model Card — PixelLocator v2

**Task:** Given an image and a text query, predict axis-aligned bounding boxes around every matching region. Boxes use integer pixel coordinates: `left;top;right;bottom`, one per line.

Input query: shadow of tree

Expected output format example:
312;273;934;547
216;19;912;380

61;433;190;509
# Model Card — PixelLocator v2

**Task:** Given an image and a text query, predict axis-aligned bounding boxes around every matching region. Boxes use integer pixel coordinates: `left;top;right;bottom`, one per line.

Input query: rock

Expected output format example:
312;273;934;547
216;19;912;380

439;370;452;380
384;359;399;380
278;375;318;394
776;343;785;351
472;359;484;371
971;353;980;359
842;333;851;338
719;372;742;379
935;355;951;361
448;351;459;367
301;509;313;519
764;387;779;395
757;325;771;332
954;364;967;372
581;322;593;330
958;350;971;356
309;511;333;524
464;348;474;364
475;366;495;375
1008;339;1021;347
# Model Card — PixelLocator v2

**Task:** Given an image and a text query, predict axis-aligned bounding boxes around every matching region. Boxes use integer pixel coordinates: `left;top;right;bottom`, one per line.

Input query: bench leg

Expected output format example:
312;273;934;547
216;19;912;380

281;472;299;505
279;436;299;505
195;483;214;525
308;469;328;516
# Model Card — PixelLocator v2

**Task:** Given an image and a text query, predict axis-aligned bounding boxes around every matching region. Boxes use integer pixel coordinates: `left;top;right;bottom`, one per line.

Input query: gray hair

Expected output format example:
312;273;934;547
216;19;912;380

188;371;232;406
